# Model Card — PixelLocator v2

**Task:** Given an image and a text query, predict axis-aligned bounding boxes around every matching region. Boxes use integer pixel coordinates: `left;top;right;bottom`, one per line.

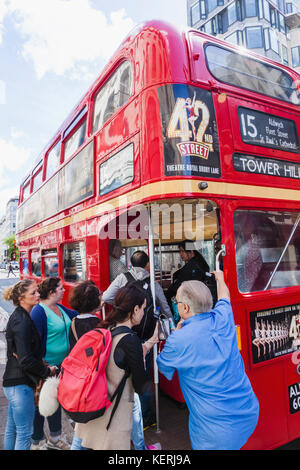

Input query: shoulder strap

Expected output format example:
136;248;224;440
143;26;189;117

70;318;78;342
106;327;132;430
106;367;130;430
124;271;135;283
111;326;133;337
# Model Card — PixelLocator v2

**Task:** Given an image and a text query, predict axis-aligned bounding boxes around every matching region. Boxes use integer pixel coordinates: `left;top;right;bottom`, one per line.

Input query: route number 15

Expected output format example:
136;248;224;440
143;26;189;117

240;112;258;139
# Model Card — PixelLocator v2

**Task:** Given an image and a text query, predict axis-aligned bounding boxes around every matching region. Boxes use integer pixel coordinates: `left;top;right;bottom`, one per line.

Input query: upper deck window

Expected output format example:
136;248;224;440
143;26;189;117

99;143;134;196
205;44;300;105
32;166;43;192
23;182;31;201
93;60;133;134
46;141;61;179
64;119;87;161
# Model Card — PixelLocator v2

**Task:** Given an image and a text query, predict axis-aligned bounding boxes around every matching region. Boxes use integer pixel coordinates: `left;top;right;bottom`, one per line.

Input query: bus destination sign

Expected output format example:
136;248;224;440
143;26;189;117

238;107;300;153
233;153;300;179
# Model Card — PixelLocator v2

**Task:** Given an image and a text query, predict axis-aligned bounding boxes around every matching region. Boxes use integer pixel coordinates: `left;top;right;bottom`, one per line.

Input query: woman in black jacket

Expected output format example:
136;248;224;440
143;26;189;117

2;279;56;450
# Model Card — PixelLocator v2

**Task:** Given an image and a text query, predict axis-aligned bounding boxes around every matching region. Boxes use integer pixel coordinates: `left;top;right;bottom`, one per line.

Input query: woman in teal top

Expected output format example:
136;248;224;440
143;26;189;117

30;277;77;450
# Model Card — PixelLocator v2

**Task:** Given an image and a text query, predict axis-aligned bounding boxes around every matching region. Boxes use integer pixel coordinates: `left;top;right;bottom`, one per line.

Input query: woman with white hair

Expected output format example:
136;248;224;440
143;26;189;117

157;271;259;450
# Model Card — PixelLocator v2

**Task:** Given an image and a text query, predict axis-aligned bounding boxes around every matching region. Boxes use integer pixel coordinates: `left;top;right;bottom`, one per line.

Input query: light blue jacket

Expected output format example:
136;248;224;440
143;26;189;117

157;299;259;450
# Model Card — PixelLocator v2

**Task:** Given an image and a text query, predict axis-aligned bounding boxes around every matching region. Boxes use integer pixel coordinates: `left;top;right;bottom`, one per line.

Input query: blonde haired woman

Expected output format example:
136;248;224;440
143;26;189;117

2;280;56;450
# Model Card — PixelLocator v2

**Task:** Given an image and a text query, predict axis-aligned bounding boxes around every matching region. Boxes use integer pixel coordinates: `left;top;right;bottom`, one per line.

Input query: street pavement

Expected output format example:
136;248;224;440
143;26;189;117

0;339;75;450
0;271;75;450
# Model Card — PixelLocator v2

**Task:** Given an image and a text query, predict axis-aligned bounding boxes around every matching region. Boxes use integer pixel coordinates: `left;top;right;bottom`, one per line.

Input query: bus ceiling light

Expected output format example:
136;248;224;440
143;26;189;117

198;182;208;190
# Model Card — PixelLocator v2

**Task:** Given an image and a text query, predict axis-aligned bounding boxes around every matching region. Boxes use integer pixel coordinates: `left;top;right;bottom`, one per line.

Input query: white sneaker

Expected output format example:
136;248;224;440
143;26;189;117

146;442;162;450
30;439;48;450
46;435;70;450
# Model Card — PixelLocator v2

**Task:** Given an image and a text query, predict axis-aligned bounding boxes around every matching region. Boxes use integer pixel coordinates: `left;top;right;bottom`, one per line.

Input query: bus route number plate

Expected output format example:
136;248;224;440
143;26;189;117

288;382;300;414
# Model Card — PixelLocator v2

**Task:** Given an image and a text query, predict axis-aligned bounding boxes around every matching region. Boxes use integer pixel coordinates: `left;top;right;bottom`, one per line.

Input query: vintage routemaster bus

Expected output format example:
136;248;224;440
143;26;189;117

16;20;300;449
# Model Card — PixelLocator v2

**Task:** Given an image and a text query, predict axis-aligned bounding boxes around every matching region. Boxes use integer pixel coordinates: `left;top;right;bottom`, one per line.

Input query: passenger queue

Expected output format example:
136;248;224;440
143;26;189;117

1;241;259;450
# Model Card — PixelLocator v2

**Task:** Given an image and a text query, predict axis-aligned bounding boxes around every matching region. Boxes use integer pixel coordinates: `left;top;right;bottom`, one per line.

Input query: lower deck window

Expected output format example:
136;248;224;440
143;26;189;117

63;242;86;282
20;252;29;275
31;250;41;277
42;249;58;277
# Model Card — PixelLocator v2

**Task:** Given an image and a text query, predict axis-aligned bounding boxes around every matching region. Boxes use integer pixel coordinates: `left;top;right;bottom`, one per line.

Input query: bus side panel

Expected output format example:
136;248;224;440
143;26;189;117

243;362;288;449
85;234;101;287
284;344;300;442
141;87;165;184
221;202;290;449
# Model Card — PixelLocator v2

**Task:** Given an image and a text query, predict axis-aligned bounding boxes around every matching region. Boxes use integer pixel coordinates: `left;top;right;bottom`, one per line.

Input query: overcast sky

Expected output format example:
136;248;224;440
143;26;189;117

0;0;187;218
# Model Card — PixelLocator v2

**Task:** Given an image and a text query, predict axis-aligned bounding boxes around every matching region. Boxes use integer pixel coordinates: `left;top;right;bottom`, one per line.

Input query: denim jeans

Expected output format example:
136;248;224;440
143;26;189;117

139;350;154;423
132;393;146;450
31;404;62;444
3;385;36;450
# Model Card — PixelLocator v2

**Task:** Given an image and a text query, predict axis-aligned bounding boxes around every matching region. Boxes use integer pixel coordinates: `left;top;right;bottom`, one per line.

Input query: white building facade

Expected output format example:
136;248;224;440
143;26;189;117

187;0;300;72
0;198;18;263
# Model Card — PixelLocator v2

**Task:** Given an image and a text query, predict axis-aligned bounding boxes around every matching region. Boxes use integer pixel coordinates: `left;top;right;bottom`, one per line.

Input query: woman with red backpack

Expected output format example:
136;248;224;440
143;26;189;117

73;283;158;450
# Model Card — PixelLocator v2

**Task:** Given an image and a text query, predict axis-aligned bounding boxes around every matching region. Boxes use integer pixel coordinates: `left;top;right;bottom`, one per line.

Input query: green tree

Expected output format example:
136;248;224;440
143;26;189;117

3;234;19;260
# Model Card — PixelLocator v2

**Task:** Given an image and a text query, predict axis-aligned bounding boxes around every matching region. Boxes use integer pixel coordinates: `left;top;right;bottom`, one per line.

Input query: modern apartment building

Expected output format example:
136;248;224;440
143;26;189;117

187;0;300;71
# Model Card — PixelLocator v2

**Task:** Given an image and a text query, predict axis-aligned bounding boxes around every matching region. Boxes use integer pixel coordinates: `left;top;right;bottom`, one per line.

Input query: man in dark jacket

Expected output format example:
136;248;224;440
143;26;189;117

102;250;173;340
166;240;217;306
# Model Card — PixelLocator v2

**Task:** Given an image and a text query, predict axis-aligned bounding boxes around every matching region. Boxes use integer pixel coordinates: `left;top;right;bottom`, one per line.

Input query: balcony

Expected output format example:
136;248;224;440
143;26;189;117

285;12;300;29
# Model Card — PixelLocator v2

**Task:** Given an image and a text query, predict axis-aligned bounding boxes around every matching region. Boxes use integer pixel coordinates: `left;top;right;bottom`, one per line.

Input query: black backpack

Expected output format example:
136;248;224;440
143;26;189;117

124;272;156;340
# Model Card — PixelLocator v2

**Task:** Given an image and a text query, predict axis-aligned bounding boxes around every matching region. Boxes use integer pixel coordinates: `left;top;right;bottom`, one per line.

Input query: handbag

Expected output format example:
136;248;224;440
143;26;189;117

34;378;45;407
157;313;171;341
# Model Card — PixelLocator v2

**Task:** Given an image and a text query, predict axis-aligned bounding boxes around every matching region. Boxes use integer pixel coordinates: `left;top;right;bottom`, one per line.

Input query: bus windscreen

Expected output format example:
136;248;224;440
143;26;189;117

205;44;300;105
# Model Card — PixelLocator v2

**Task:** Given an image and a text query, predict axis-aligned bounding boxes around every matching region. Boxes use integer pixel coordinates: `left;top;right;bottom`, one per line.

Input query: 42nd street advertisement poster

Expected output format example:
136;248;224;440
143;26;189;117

250;303;300;364
157;84;221;178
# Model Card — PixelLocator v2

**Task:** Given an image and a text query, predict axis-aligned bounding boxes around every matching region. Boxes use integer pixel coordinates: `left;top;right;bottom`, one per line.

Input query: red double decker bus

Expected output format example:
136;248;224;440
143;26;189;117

16;20;300;449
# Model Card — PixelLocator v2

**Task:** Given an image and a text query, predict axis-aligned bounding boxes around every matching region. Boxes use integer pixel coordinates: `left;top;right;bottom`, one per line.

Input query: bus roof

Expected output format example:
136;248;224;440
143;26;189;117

21;19;300;187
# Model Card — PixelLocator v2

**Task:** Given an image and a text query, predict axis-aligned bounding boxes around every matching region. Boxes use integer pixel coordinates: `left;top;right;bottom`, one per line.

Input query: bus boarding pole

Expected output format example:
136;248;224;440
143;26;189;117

148;207;161;433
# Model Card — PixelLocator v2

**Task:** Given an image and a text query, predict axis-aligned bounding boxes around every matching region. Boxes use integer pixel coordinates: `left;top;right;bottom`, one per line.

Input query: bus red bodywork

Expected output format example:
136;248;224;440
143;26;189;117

16;21;300;450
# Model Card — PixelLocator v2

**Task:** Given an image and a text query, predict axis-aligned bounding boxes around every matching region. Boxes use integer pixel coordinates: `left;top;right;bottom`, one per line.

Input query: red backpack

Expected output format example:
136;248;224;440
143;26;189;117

57;327;129;426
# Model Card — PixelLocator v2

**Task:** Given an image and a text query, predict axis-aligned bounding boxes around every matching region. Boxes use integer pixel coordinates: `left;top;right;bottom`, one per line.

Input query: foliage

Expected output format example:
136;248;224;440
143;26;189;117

2;234;19;260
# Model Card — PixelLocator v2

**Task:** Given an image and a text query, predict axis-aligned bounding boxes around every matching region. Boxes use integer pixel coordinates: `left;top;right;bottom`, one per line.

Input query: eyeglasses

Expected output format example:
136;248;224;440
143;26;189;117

171;296;184;306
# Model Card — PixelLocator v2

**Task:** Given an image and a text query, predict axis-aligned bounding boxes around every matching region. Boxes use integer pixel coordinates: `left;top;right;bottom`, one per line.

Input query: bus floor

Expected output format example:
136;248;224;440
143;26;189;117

143;390;191;450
